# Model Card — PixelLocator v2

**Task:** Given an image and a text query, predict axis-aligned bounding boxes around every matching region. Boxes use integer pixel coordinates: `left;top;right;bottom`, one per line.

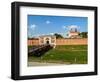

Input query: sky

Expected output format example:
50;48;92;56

28;15;88;38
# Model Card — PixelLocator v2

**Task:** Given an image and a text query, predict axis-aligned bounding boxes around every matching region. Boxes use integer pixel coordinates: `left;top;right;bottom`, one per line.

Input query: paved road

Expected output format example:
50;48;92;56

28;62;66;66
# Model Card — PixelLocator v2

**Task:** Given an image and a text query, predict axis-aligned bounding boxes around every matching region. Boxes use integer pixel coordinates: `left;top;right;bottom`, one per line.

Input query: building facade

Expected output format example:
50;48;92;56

67;27;80;38
39;35;56;48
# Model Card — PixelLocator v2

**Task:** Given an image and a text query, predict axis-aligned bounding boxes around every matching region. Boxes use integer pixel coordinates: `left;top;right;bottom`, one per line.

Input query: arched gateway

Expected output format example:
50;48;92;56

39;35;56;48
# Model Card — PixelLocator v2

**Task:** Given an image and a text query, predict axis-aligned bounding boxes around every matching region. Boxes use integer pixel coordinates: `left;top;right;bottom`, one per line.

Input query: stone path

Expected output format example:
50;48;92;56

28;62;66;66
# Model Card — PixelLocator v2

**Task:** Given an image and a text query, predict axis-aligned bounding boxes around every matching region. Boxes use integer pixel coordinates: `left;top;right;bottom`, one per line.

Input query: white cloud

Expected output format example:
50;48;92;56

50;33;54;35
63;25;79;29
46;20;51;24
62;25;80;31
67;25;79;29
30;24;36;30
28;24;37;38
62;25;67;29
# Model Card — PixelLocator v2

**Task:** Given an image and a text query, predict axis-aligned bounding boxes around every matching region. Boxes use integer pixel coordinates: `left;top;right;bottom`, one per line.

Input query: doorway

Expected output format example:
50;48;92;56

46;40;49;44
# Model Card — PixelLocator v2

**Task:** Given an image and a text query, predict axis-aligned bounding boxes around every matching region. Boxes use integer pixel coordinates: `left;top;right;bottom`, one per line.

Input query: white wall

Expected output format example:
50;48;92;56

0;0;99;82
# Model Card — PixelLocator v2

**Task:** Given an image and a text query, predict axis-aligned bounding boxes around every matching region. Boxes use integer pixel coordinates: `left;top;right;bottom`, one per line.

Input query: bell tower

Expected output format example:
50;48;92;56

67;25;80;38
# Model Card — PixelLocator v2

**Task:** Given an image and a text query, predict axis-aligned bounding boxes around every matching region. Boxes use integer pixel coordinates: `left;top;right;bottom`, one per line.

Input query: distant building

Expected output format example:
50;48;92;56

67;28;80;38
39;35;56;48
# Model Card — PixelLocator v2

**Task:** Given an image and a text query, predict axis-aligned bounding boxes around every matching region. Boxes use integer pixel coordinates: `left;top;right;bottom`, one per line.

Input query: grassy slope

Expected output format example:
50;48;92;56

28;45;87;64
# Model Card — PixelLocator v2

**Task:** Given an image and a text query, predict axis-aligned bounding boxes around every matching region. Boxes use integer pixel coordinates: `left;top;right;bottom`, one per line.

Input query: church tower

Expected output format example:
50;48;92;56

67;26;80;38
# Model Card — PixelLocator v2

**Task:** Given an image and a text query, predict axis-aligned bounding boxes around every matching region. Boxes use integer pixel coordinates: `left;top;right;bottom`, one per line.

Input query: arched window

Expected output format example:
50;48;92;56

46;38;49;40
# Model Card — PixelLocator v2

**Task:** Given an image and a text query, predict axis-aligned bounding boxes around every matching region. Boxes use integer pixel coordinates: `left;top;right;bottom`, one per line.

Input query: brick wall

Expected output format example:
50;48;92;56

28;39;39;46
56;38;87;45
28;38;87;46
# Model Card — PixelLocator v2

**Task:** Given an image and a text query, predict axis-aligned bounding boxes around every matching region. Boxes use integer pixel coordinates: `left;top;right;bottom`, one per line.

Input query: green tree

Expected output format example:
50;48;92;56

79;32;88;38
54;33;63;39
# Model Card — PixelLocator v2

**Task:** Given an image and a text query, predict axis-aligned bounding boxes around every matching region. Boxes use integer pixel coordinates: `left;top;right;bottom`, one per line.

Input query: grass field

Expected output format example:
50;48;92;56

28;45;88;64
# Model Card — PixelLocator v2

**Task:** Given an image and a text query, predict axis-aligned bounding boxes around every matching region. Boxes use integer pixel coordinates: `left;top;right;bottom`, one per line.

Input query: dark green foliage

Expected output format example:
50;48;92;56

54;33;63;38
79;32;88;38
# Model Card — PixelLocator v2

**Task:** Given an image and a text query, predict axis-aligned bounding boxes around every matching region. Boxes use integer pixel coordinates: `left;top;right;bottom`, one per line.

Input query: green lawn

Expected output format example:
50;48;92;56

28;45;88;64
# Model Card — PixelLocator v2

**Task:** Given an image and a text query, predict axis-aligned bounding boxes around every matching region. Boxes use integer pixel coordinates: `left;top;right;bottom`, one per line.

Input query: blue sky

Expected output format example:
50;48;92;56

28;15;88;38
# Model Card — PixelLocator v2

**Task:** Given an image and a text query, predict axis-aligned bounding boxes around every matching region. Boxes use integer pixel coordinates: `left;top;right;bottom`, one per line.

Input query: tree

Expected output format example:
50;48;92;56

79;32;88;38
54;33;63;39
